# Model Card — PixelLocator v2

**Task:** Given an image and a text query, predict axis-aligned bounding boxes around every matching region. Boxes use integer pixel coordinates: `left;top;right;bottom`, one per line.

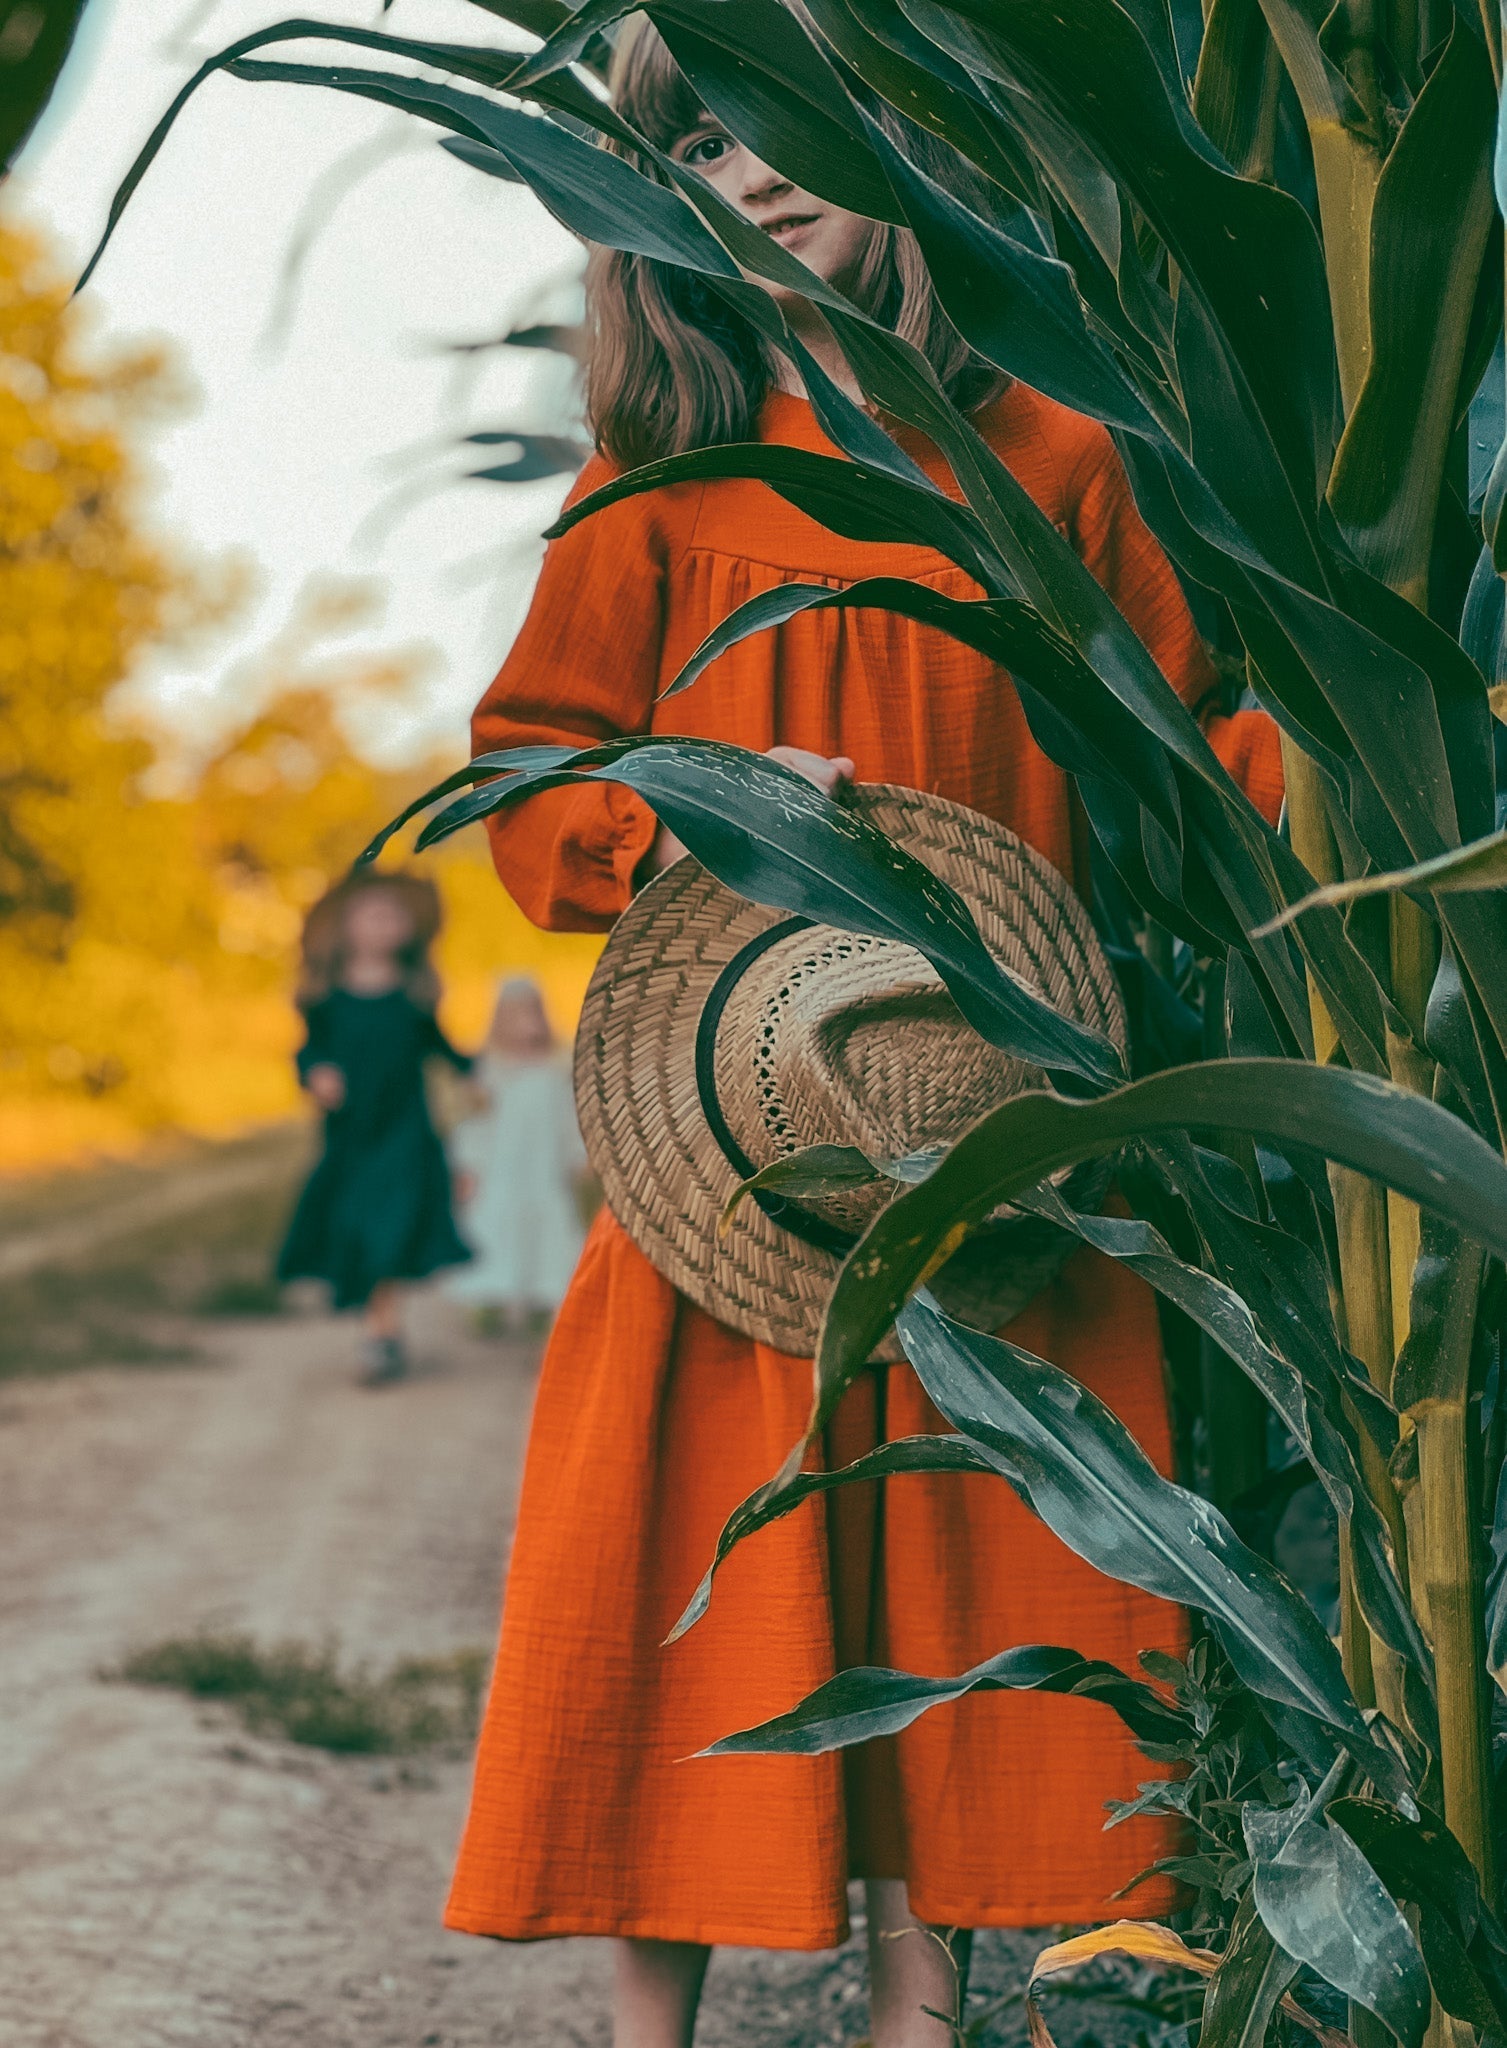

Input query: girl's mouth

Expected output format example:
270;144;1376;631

759;212;820;244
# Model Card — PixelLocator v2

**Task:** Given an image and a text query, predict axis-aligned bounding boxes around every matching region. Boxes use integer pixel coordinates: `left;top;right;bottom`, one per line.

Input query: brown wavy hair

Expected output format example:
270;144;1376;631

585;18;1004;467
296;870;442;1012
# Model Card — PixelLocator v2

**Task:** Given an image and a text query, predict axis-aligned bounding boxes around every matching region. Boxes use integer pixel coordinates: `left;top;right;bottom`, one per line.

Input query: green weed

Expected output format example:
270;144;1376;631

114;1632;489;1754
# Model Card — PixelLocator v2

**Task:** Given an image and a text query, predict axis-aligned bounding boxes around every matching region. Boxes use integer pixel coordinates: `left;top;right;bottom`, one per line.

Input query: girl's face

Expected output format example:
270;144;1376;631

668;117;874;292
490;988;552;1055
343;887;415;960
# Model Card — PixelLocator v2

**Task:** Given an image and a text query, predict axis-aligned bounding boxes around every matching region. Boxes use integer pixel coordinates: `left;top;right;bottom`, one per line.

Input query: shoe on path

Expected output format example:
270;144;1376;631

359;1337;408;1388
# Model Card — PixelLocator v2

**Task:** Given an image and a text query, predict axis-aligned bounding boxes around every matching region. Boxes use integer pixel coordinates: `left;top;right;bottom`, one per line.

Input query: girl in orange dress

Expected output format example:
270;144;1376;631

447;24;1284;2048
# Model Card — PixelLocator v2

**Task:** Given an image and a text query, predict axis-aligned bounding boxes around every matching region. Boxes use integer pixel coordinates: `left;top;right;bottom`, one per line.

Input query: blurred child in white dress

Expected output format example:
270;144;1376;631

448;977;588;1333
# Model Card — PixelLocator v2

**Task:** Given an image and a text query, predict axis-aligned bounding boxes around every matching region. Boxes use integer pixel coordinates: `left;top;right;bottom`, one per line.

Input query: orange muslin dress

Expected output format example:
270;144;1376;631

446;384;1284;1949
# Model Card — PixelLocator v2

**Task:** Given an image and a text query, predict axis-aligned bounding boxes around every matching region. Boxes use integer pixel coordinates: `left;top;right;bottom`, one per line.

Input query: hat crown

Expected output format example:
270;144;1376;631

714;927;1034;1234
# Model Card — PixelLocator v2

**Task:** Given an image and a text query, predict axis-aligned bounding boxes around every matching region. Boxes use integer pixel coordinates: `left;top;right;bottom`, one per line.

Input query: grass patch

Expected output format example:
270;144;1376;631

114;1631;490;1754
0;1129;306;1376
194;1272;286;1318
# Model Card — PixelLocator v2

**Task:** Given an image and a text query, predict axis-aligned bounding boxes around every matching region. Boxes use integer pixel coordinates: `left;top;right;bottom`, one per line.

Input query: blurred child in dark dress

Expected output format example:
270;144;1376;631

278;870;472;1385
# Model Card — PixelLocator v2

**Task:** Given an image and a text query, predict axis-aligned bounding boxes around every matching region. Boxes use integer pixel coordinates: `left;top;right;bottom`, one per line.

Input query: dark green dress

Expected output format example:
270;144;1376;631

278;988;473;1310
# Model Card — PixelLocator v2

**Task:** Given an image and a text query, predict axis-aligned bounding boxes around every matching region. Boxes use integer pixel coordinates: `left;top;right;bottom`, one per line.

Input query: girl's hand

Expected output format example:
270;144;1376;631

306;1063;346;1111
765;745;857;793
644;747;856;877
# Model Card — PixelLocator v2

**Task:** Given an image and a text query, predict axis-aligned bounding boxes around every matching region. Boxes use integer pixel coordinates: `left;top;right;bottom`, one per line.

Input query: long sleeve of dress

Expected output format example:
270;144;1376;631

294;1001;335;1086
472;457;679;933
1065;427;1285;827
422;1012;475;1075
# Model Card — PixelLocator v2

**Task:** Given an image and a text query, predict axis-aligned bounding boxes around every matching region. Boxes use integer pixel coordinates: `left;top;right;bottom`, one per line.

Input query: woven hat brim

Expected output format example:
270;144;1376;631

574;784;1126;1360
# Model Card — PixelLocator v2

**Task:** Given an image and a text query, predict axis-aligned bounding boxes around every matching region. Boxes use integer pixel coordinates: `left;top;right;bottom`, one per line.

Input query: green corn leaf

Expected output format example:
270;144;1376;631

1126;424;1494;874
794;0;1046;210
727;1125;1402;1461
1328;1798;1507;2033
1016;1178;1431;1708
452;0;574;36
1258;828;1507;932
646;3;901;221
1460;546;1507;683
1138;1136;1400;1456
661;575;1181;831
1327;27;1499;604
1485;433;1507;574
224;59;741;275
410;735;1127;1087
501;0;636;90
1424;942;1507;1146
1197;1894;1301;2048
1335;568;1495;847
1249;0;1360;129
1390;1214;1482;1412
357;745;577;868
858;113;1164;436
1430;891;1507;1080
1168;276;1333;593
558;445;1390;1075
0;0;90;175
716;1144;880;1232
1193;0;1281;181
667;1430;1003;1644
1484;1455;1507;1701
811;1059;1507;1424
699;1643;1191;1755
75;18;547;289
894;1294;1395;1782
1242;571;1464;869
547;438;1005;586
907;0;1338;502
1245;1793;1430;2048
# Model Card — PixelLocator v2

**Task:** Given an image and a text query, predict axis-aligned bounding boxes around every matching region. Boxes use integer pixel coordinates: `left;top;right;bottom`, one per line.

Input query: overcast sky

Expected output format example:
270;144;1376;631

13;0;586;763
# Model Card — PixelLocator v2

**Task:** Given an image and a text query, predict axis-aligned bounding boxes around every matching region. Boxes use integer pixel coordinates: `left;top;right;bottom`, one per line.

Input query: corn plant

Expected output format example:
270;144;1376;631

0;0;91;177
81;0;1507;2037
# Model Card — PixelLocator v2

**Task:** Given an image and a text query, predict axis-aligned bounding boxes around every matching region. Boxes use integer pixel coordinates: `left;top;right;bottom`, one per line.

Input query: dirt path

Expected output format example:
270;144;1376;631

0;1141;1045;2047
0;1288;1042;2044
0;1126;305;1284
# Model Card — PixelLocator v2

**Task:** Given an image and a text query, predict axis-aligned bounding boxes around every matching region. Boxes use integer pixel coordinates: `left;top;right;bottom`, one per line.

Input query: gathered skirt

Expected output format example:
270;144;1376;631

278;1109;470;1312
446;1209;1186;1949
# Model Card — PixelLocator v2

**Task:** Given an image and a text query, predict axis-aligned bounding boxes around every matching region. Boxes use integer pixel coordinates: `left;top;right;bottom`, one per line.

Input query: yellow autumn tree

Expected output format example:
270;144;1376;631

0;213;600;1169
0;209;197;1146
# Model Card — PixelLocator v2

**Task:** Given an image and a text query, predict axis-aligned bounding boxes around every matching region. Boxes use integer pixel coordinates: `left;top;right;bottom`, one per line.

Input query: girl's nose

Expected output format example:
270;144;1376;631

736;151;793;203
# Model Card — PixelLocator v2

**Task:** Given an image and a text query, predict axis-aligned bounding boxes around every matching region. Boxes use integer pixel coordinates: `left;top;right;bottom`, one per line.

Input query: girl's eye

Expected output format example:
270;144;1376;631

680;130;730;168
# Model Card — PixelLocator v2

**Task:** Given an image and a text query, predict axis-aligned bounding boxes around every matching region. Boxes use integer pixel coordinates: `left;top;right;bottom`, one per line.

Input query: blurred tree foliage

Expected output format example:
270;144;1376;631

0;213;177;936
0;215;600;1167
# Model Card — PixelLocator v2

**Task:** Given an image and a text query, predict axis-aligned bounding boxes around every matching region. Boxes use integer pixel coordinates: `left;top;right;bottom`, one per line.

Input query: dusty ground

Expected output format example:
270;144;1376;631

0;1140;1045;2048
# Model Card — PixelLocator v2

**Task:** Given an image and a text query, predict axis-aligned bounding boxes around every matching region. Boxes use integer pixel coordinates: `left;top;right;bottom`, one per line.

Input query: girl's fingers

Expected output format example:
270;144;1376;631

650;825;690;874
764;746;856;792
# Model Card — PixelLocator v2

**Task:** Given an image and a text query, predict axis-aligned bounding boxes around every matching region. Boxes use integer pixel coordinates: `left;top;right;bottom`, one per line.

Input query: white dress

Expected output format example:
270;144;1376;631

447;1052;587;1310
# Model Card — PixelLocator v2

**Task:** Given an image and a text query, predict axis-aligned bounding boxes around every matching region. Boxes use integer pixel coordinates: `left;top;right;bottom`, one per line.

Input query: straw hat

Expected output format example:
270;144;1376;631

574;783;1127;1360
